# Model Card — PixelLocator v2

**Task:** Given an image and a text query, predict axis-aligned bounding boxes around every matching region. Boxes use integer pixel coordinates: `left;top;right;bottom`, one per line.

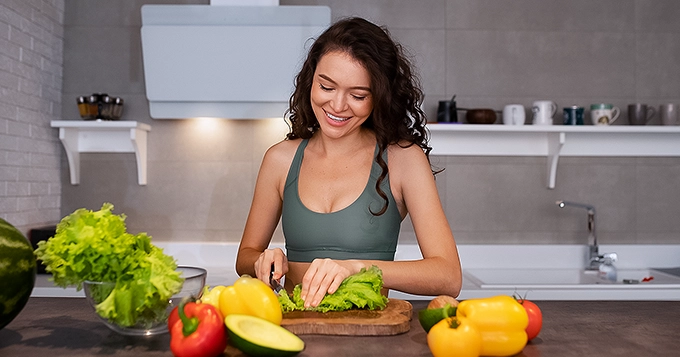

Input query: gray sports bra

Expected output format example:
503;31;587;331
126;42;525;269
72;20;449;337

282;139;402;263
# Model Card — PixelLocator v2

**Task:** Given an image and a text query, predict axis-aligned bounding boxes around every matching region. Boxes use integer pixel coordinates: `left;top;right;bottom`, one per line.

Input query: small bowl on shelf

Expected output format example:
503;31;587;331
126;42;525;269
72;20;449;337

465;109;497;124
83;266;207;336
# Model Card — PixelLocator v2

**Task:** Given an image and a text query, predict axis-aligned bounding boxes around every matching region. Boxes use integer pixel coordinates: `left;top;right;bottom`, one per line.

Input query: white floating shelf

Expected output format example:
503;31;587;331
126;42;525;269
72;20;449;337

50;121;152;185
427;124;680;189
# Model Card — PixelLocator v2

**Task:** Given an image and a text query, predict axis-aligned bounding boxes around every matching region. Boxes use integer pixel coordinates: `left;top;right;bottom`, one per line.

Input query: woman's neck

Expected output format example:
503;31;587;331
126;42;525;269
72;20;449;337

310;127;376;158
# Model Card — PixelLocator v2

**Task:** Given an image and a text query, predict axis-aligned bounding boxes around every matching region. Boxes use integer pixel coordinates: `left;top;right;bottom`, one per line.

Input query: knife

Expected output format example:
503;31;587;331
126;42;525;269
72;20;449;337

269;264;284;294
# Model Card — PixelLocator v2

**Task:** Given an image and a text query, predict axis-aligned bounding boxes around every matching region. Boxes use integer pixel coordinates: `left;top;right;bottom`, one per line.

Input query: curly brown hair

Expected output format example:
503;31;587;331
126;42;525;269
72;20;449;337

285;17;432;215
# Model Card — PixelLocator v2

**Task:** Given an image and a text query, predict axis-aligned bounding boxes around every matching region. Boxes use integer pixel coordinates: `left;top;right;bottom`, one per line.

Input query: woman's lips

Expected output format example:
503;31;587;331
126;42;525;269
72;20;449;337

325;110;350;123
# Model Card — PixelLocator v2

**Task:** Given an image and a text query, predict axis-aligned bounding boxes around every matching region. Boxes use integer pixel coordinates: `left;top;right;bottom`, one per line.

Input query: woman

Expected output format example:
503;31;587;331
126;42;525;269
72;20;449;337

235;17;461;308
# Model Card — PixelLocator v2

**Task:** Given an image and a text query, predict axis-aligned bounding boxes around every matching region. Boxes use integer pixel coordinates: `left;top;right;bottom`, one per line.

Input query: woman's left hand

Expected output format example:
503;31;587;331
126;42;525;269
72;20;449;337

300;259;362;308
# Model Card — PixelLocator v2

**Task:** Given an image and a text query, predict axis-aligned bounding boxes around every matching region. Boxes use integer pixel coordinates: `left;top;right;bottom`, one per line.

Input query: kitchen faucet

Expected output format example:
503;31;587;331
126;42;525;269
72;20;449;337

556;200;618;272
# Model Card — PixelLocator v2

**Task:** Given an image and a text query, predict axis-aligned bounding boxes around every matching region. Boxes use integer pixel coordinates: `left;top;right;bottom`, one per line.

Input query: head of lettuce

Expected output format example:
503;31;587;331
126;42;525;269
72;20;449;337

35;203;183;328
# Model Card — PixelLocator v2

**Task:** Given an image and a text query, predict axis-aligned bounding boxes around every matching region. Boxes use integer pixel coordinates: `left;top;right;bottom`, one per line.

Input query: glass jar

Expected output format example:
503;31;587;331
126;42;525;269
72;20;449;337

100;95;114;120
87;95;99;119
77;96;95;120
111;97;124;120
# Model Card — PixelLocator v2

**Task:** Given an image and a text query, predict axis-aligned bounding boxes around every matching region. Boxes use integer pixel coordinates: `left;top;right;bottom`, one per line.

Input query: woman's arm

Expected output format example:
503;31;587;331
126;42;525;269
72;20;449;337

235;140;298;284
384;143;462;296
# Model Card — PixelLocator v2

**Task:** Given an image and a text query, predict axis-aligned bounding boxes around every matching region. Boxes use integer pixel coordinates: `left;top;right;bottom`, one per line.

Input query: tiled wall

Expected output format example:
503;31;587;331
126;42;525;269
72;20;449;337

0;1;64;234
53;0;680;246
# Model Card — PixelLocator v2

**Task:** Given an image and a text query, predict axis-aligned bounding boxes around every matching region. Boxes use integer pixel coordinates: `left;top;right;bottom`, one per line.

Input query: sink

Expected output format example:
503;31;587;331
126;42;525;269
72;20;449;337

613;269;679;284
464;268;680;289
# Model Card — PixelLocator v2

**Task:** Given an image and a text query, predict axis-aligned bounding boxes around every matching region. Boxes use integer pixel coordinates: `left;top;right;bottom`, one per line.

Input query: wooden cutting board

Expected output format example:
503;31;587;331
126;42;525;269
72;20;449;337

280;299;412;336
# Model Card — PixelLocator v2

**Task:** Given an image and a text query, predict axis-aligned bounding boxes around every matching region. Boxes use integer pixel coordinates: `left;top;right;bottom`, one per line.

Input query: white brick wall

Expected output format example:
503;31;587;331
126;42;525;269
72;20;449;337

0;0;65;235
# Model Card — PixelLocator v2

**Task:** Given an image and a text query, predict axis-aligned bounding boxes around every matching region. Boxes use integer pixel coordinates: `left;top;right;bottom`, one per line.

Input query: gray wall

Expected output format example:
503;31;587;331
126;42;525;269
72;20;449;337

42;0;680;246
0;1;64;234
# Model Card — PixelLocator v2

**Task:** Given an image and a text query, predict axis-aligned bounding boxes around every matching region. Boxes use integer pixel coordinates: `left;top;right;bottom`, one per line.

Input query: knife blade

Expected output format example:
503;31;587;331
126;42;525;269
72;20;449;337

269;264;284;294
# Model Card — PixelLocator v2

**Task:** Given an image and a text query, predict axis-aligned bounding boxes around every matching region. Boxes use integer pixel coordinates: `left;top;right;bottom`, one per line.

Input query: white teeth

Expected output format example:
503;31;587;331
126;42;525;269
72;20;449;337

327;112;349;122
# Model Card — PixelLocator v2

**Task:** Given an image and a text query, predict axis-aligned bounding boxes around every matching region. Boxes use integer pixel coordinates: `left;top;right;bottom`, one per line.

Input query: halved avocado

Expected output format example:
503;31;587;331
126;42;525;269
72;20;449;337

225;314;304;357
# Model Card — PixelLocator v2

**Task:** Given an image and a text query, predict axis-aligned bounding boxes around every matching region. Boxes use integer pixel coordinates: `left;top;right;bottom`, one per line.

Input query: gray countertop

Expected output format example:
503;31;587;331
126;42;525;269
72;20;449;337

1;298;679;356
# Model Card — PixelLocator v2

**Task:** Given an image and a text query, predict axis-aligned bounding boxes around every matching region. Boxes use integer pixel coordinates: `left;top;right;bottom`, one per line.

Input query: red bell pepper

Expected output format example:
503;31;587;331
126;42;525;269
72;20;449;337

168;296;197;333
170;299;228;357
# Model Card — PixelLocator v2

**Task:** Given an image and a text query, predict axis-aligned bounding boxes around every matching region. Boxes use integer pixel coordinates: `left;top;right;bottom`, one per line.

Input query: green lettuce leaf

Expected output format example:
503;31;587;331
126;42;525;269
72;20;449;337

277;289;299;313
278;265;389;313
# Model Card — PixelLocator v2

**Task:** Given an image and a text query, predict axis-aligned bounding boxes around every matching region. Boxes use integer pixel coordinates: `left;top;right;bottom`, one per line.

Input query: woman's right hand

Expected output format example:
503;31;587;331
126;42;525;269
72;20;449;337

254;247;288;288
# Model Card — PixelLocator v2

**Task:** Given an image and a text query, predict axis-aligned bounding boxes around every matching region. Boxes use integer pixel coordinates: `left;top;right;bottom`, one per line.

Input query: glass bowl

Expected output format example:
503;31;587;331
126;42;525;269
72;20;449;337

83;266;207;336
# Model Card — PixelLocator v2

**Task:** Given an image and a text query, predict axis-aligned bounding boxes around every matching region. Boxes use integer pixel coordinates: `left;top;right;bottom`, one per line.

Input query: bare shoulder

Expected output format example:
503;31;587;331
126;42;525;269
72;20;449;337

387;142;433;190
387;142;429;168
256;138;303;195
262;138;302;170
386;143;435;212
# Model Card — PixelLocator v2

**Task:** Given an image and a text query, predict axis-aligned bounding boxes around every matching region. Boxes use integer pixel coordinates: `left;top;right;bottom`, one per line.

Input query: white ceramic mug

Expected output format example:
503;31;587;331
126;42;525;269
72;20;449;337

590;104;620;125
532;100;557;125
503;104;525;125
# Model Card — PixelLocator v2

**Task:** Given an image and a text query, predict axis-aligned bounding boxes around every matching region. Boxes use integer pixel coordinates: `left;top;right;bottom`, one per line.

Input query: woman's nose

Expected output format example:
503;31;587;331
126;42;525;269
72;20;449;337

329;93;347;112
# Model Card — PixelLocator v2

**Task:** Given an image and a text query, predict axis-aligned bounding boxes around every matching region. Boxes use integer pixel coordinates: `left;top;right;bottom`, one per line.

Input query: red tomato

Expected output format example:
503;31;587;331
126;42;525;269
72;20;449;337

167;306;180;332
520;299;543;340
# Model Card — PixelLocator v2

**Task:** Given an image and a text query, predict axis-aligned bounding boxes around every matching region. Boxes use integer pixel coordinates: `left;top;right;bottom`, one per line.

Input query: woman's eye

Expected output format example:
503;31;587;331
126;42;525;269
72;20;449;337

352;95;367;101
319;84;333;91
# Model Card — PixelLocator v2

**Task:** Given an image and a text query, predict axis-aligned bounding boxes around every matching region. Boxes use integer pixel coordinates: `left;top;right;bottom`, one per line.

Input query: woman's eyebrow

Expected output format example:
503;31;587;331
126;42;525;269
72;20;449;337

318;73;371;92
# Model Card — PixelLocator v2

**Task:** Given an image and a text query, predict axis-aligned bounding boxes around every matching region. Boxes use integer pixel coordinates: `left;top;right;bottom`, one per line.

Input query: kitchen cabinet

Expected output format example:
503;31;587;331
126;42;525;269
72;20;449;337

427;124;680;188
50;121;151;185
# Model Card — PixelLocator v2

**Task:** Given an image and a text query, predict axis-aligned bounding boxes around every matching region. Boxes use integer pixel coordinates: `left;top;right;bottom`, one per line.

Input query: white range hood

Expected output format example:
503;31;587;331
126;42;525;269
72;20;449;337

140;4;330;119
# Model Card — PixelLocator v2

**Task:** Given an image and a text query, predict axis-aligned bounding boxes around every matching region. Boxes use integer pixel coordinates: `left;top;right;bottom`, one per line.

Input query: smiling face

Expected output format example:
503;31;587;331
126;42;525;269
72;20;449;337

310;51;373;139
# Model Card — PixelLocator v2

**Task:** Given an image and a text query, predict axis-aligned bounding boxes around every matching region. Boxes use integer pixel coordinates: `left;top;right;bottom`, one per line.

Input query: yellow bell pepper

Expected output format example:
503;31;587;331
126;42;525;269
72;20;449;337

200;285;226;310
427;316;482;357
456;295;528;356
218;275;282;325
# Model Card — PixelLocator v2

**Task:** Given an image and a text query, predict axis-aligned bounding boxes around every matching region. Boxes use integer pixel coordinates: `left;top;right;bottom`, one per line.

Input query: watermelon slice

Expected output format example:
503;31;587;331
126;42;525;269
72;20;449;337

0;218;37;330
